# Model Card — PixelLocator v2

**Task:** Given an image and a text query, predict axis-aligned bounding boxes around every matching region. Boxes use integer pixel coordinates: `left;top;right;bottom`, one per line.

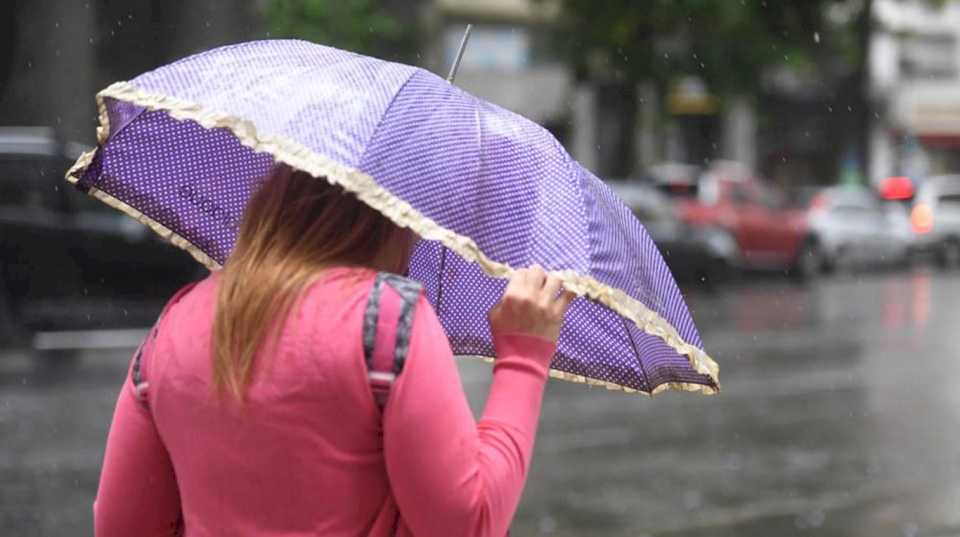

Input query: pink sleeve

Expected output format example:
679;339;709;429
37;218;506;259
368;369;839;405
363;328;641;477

94;363;182;537
383;296;555;537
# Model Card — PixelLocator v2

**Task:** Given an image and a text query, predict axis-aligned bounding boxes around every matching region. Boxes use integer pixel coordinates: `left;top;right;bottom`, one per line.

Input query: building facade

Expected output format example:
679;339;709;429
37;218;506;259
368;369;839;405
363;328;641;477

871;0;960;183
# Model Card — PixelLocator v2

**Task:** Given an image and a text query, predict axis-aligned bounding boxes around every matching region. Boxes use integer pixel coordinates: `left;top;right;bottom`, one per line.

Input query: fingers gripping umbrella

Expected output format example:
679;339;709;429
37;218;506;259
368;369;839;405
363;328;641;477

66;40;719;395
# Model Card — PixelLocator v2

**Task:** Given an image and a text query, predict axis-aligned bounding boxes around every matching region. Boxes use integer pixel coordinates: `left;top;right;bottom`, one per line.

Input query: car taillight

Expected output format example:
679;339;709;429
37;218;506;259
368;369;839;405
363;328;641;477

911;203;933;234
880;176;915;201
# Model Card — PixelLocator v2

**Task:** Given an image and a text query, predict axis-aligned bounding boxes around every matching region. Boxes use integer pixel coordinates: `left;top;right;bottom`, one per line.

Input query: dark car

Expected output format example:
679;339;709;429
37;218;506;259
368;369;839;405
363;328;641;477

0;127;204;347
609;180;736;285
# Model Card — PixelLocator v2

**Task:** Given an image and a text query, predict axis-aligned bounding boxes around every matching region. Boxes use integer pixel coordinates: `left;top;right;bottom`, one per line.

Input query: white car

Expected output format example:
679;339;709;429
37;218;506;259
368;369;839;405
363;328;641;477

806;186;911;271
910;174;960;267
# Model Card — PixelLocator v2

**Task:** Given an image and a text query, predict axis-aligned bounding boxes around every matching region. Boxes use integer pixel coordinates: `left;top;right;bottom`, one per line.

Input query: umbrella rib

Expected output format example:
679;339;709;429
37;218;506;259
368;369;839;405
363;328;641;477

435;245;449;318
620;316;651;393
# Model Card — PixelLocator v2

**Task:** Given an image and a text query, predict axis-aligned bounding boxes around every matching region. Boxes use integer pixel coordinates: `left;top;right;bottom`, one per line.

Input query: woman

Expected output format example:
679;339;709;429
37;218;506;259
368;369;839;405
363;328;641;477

94;163;575;536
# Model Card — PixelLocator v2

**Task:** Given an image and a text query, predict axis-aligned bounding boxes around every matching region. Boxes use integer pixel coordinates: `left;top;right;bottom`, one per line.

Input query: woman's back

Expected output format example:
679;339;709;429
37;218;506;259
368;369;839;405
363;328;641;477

96;266;561;537
151;268;392;535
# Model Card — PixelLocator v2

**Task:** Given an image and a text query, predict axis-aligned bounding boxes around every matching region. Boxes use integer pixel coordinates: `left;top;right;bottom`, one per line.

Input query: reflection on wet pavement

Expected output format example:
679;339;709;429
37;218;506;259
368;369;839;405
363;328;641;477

2;270;959;536
481;269;959;536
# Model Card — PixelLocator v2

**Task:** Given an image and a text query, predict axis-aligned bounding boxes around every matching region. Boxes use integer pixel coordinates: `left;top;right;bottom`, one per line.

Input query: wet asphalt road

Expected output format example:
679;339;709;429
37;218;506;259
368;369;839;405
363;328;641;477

2;269;959;536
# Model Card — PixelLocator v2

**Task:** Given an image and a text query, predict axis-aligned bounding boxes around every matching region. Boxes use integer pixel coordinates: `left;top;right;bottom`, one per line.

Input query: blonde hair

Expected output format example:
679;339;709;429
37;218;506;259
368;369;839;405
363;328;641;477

212;163;402;399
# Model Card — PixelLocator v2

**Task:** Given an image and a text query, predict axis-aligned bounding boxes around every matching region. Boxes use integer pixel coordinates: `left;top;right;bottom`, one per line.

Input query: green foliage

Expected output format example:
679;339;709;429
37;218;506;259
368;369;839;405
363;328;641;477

265;0;413;59
556;0;952;93
552;0;857;96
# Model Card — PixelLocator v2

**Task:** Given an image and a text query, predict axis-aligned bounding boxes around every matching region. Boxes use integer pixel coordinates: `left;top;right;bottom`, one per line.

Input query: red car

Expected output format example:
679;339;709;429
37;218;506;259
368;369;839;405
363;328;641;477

672;173;819;279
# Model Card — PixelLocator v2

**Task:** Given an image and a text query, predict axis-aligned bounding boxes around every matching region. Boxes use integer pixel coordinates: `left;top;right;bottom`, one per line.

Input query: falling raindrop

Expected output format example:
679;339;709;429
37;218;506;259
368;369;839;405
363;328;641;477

814;32;821;43
797;509;826;528
682;489;703;511
538;515;557;534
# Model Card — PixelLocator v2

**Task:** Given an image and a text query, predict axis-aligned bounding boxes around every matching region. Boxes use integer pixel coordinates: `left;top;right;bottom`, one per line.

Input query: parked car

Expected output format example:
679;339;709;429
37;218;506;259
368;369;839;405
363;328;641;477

805;186;912;271
910;174;960;268
609;181;736;284
0;127;204;346
673;170;818;280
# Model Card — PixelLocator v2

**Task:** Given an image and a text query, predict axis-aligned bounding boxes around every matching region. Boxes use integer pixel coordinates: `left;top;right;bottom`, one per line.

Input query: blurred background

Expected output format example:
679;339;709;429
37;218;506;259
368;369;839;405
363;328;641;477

2;0;960;535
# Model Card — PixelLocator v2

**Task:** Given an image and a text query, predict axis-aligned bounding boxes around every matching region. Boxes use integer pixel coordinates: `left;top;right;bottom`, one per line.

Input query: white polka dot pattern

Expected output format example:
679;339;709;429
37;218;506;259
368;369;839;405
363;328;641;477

75;40;716;393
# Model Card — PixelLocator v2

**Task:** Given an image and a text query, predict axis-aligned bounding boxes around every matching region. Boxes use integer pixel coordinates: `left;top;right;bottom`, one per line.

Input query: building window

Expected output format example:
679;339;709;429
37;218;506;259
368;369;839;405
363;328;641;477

444;24;532;71
899;34;957;80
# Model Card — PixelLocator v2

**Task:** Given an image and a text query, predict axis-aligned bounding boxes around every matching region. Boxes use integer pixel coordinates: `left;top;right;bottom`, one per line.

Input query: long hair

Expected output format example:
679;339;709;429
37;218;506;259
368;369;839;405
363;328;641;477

212;163;401;399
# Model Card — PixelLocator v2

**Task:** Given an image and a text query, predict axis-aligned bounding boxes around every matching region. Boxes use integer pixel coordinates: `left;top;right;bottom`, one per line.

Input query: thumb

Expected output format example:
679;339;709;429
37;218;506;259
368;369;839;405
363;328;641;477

553;289;576;314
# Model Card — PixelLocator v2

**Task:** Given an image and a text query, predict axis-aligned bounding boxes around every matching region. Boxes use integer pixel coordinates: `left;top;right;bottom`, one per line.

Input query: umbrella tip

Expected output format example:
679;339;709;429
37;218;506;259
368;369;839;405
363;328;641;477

446;24;473;83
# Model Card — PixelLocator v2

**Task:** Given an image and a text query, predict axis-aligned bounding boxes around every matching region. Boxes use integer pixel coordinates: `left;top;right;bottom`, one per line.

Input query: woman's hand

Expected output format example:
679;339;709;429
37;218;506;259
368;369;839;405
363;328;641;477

488;265;576;343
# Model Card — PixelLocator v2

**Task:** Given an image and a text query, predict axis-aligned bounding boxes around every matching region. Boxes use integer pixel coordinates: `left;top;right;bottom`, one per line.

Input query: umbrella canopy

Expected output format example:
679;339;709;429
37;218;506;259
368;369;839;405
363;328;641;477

66;40;718;395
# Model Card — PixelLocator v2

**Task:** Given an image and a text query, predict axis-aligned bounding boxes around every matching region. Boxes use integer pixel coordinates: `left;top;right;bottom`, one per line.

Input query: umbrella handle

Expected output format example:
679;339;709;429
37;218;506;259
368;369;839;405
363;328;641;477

446;24;473;83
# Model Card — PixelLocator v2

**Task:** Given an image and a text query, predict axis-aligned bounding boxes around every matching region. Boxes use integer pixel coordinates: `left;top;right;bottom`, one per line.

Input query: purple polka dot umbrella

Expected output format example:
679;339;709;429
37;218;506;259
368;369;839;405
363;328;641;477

66;40;719;395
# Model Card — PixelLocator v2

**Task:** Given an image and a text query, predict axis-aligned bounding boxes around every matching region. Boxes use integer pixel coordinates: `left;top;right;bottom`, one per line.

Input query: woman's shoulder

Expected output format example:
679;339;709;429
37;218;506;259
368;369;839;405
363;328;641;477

149;272;217;335
299;269;436;331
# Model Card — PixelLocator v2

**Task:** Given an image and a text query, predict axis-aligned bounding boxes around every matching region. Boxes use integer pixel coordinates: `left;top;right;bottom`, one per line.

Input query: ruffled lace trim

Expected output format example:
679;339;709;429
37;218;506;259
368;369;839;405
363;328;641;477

65;80;720;395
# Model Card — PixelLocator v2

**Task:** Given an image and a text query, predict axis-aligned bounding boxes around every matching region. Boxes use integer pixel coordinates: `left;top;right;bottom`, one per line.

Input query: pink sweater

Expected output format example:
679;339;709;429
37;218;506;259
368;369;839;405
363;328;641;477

95;268;556;537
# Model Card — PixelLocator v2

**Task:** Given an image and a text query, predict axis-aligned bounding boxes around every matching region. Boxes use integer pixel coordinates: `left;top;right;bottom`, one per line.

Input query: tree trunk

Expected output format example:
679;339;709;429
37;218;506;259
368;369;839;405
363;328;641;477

595;82;637;178
851;0;874;182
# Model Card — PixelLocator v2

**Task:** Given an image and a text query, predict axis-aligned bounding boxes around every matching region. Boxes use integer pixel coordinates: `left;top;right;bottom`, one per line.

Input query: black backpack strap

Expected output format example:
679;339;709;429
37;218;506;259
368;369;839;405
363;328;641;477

362;272;423;409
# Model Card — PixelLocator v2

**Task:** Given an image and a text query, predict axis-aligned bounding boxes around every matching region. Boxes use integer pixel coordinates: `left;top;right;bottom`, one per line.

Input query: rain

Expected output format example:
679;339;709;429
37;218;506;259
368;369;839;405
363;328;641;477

2;0;960;536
